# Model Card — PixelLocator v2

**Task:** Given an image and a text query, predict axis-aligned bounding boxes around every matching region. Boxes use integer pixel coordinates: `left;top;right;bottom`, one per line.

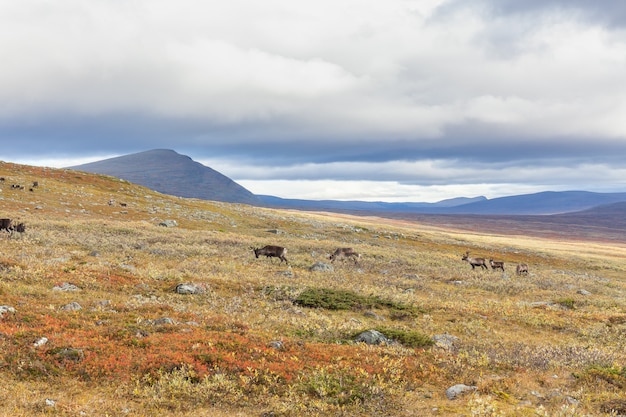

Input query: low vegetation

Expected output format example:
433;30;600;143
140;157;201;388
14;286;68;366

1;161;626;416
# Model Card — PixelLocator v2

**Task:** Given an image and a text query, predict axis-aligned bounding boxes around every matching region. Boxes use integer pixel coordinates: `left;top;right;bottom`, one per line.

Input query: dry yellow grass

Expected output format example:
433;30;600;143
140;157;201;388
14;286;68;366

1;161;626;416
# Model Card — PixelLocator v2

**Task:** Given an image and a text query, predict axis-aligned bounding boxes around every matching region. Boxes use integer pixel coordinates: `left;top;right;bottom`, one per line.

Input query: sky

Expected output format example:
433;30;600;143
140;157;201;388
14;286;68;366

2;0;626;202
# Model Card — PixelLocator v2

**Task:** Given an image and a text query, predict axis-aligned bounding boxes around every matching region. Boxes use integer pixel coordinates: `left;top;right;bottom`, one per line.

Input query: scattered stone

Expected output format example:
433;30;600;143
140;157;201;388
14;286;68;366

363;311;385;320
0;305;16;317
135;329;150;338
152;317;176;326
530;390;544;399
158;220;177;227
433;334;460;350
566;396;580;405
528;301;557;308
354;329;391;345
445;384;477;400
45;399;56;407
52;282;80;292
175;283;206;295
268;341;284;350
60;302;82;311
54;347;85;362
96;300;111;309
577;289;591;296
309;262;334;272
34;337;49;348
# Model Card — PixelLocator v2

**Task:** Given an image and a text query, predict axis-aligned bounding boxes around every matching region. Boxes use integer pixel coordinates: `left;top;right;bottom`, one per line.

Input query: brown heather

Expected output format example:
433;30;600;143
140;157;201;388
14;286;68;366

1;161;626;416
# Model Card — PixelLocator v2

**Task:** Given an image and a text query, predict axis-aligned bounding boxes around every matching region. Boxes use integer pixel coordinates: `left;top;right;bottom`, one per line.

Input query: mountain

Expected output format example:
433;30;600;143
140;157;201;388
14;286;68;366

259;191;626;215
68;149;626;216
257;195;487;212
438;191;626;215
69;149;261;205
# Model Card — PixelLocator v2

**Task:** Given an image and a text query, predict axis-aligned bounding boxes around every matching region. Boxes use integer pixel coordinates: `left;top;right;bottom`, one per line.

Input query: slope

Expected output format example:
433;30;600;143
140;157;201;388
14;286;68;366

1;161;626;416
69;149;261;205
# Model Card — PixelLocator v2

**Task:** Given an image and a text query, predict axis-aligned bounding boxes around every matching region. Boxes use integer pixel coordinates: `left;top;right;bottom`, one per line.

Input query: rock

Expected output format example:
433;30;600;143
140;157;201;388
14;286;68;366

34;337;49;348
354;329;391;345
0;305;16;317
363;311;385;320
152;317;176;326
309;262;333;272
175;283;206;295
577;289;591;296
268;341;284;350
446;384;477;400
54;348;85;362
433;334;460;350
52;282;80;291
60;302;82;311
158;220;178;227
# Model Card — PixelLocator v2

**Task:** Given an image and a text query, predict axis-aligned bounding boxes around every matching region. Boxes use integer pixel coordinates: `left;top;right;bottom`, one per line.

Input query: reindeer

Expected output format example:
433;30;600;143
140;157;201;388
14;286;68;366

252;245;288;264
0;219;26;235
489;259;505;272
516;263;529;275
461;251;488;270
329;247;361;263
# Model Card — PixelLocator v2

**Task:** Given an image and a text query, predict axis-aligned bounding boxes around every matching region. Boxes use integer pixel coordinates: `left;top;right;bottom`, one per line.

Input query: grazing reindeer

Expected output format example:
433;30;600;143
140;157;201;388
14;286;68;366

461;251;488;270
516;263;529;275
0;219;26;235
252;245;288;264
329;247;361;263
489;259;505;272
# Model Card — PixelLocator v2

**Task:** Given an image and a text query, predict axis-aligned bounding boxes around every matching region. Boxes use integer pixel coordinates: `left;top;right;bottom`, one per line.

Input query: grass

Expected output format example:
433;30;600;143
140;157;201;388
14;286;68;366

1;160;626;415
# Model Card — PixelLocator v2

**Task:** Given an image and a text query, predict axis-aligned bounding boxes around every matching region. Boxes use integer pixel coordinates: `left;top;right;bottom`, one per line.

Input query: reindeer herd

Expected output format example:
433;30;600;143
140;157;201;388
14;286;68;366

250;245;362;266
248;245;529;275
462;251;529;275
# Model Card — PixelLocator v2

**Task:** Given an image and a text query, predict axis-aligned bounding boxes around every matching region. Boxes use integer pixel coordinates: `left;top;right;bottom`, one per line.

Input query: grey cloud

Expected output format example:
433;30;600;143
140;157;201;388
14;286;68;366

443;0;626;28
2;0;626;201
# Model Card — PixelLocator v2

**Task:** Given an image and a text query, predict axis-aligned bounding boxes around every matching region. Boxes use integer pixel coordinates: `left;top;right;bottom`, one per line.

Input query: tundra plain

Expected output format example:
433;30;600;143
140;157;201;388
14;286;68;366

1;161;626;416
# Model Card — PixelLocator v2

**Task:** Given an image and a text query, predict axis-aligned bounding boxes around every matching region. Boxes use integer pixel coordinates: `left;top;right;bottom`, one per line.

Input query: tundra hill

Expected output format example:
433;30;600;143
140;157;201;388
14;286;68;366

387;200;626;244
68;149;626;216
2;161;626;416
69;149;261;205
435;190;626;215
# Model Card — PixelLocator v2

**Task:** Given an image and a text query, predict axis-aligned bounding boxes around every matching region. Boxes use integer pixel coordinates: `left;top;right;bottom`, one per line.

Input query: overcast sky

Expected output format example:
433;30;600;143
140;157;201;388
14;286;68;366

2;0;626;202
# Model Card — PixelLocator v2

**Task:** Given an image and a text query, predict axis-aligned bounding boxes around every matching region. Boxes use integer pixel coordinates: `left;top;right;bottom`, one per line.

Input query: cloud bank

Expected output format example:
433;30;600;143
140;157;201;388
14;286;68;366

2;0;626;201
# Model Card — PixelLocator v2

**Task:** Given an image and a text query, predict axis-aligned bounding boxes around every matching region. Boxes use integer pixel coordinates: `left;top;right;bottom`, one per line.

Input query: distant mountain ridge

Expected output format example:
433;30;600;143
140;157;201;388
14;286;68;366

69;149;626;216
70;149;261;205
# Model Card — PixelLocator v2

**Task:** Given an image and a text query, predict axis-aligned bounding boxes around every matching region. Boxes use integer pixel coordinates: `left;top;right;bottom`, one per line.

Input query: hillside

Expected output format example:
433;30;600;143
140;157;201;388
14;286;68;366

69;149;626;216
440;190;626;215
70;149;261;205
1;161;626;416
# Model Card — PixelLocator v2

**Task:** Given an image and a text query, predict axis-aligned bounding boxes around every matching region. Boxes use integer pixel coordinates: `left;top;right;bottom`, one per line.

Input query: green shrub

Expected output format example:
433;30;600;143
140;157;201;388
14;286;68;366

293;287;423;316
294;287;366;310
351;327;434;348
556;298;576;309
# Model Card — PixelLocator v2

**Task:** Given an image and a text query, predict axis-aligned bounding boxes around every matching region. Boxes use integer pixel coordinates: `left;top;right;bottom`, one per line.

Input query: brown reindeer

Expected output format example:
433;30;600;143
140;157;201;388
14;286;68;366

329;247;361;263
516;263;529;275
489;259;505;272
252;245;288;264
461;251;488;270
